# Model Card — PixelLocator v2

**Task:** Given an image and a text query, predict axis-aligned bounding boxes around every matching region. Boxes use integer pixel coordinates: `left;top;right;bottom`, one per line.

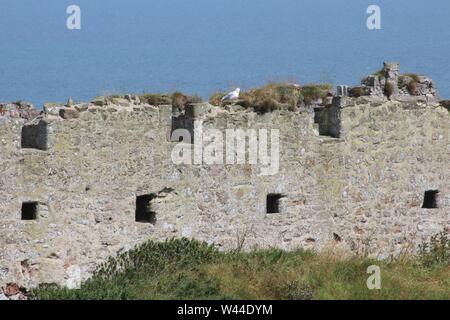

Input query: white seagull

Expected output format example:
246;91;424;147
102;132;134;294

221;88;240;101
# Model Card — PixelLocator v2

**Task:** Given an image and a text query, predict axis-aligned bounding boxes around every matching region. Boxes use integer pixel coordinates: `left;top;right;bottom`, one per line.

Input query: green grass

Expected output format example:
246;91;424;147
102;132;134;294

30;233;450;300
300;84;332;105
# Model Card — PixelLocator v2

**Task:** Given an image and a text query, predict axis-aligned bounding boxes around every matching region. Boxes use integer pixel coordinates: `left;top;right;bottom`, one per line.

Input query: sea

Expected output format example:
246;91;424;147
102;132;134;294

0;0;449;107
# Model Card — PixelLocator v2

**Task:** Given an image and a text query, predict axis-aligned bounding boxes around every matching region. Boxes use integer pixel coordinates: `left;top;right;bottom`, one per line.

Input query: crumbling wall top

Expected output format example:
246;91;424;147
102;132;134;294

0;101;39;121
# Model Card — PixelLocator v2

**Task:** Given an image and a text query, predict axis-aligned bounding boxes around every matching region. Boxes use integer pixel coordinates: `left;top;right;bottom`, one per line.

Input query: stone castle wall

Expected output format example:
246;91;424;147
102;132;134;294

0;89;449;288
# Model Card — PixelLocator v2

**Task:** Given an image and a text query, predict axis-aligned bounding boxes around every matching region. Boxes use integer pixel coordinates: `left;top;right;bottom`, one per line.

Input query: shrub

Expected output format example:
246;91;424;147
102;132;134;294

30;238;221;300
140;93;172;106
140;92;202;107
171;92;188;108
238;83;301;114
209;92;226;106
418;230;450;268
384;82;395;99
398;74;421;95
209;83;331;113
300;84;332;105
404;73;421;83
93;238;219;281
348;86;366;98
250;98;280;114
407;81;419;95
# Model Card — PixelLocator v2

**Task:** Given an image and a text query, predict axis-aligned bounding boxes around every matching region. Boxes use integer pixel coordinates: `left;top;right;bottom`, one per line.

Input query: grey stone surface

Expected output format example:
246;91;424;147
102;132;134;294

361;62;439;103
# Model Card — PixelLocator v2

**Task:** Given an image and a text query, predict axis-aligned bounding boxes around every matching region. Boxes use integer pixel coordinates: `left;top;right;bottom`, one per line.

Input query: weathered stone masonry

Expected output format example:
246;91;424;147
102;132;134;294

0;65;449;288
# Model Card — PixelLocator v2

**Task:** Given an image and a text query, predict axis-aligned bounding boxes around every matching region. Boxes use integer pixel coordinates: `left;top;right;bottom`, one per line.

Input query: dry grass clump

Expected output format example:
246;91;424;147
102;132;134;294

210;82;332;114
348;86;366;98
140;92;202;108
398;74;421;95
209;92;227;106
404;73;421;83
140;93;172;105
239;83;302;114
384;82;395;99
299;84;332;105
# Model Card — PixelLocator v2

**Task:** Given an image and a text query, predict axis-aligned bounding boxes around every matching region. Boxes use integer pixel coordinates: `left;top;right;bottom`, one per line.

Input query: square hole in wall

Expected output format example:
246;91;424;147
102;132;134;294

422;190;439;209
266;194;285;214
21;202;38;220
21;121;48;150
135;194;157;223
170;106;194;143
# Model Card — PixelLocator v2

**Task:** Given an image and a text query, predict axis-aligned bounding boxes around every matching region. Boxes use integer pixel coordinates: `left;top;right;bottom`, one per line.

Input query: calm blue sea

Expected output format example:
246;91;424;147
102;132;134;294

0;0;449;107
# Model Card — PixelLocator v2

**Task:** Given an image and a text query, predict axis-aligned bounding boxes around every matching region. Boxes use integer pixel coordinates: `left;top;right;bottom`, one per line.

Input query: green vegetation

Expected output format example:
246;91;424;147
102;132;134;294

373;69;386;79
418;231;450;268
299;84;332;105
209;83;332;114
239;83;301;114
31;233;449;300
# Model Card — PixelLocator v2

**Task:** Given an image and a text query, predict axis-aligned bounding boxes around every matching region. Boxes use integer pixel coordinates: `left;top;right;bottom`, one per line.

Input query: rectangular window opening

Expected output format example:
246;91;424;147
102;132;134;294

170;106;194;143
316;105;341;138
313;107;323;124
21;202;38;220
135;194;157;223
21;121;48;150
266;194;285;214
422;190;439;209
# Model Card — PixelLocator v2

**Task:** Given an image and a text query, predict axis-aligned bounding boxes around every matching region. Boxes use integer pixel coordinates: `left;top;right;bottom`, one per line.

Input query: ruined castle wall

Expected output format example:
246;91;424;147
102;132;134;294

193;107;334;251
0;98;449;288
0;117;31;282
323;99;449;256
